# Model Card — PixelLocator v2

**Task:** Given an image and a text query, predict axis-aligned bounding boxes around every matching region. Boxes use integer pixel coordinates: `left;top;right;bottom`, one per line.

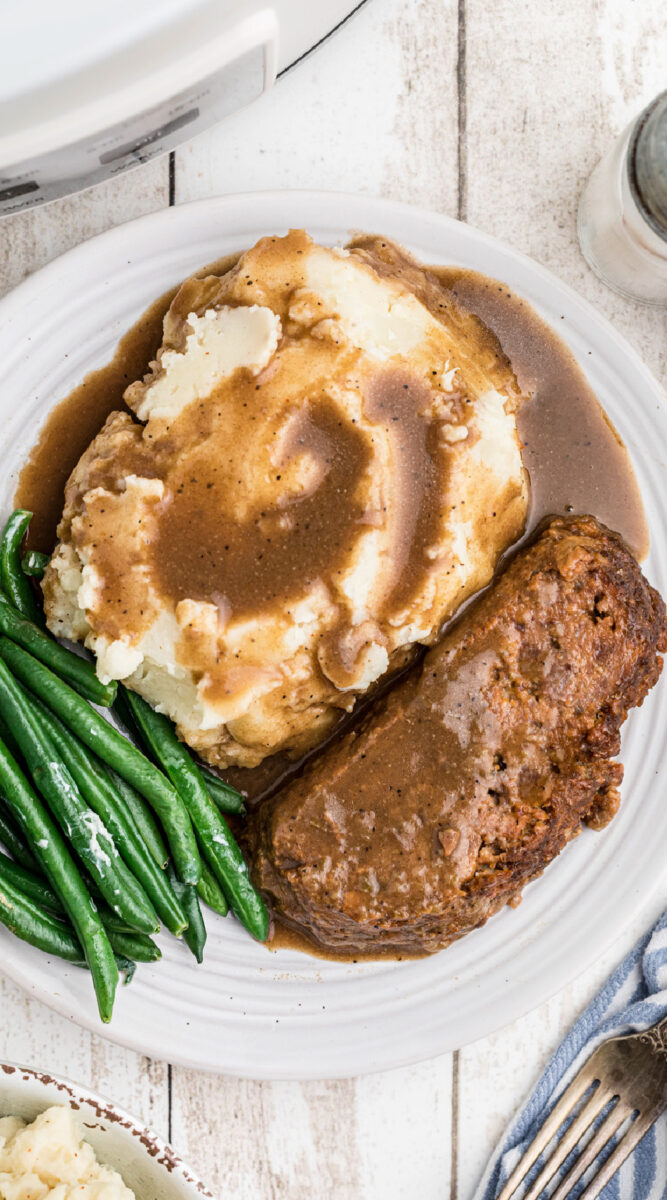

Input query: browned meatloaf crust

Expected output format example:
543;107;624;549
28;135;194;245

248;515;667;955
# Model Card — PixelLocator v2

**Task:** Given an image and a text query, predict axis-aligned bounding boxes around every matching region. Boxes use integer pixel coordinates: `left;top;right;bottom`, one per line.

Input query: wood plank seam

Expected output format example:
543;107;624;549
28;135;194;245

456;0;468;221
169;152;176;207
451;1050;460;1199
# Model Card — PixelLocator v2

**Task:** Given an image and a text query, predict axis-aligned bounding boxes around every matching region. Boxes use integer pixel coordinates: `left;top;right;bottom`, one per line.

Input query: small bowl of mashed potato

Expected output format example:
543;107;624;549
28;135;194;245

0;1061;213;1200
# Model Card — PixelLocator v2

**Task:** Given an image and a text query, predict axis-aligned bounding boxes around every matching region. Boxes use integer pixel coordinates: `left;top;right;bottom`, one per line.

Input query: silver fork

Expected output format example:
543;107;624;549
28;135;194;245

498;1016;667;1200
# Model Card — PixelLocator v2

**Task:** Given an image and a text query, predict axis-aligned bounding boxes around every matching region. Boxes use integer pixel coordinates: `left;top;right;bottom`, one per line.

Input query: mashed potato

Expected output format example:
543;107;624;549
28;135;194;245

0;1105;134;1199
44;231;528;768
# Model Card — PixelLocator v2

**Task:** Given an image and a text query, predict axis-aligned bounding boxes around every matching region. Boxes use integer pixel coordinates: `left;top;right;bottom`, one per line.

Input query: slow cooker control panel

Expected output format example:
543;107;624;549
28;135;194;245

0;9;278;216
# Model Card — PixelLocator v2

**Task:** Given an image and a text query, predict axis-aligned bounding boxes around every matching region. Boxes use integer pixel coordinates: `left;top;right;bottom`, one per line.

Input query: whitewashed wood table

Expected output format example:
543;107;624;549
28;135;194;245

1;2;665;1196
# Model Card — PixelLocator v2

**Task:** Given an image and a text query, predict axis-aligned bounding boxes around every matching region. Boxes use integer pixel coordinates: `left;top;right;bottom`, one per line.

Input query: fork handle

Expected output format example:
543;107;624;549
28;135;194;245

637;1016;667;1059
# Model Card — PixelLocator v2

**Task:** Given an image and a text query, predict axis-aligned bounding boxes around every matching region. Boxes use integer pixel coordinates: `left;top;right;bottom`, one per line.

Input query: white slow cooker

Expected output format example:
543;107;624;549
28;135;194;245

0;0;365;215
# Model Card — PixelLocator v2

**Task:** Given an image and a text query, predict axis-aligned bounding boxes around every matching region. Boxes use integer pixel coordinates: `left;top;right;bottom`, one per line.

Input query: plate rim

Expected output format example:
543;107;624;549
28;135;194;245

0;187;663;404
0;187;662;400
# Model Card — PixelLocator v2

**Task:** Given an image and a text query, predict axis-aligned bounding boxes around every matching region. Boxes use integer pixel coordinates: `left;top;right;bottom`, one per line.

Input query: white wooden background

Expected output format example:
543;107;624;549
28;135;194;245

1;2;666;1197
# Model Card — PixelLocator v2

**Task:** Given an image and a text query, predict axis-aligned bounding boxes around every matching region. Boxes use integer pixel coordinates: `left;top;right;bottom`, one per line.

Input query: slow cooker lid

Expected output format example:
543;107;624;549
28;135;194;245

0;0;207;105
0;0;363;105
0;0;363;167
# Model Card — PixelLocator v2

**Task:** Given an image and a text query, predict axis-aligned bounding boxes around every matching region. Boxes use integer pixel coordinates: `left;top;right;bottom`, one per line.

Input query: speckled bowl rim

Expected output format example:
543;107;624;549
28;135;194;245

0;1059;214;1198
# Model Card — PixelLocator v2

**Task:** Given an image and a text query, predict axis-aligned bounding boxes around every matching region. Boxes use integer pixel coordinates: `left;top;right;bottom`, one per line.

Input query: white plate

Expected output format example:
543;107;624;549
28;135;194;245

0;191;665;1080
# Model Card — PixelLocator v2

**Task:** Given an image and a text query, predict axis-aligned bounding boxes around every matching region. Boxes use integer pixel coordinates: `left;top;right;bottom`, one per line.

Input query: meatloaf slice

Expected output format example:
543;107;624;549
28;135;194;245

248;515;667;955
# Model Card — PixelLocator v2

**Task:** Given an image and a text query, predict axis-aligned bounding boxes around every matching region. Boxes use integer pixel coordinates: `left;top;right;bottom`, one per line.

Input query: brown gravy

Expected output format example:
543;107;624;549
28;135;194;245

152;389;372;616
432;268;648;561
15;252;240;551
16;289;174;552
13;245;650;962
267;917;424;962
16;255;648;565
218;264;651;819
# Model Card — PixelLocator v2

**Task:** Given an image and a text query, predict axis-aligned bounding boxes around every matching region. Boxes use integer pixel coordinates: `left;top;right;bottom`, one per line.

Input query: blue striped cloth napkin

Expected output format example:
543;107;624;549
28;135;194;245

474;909;667;1200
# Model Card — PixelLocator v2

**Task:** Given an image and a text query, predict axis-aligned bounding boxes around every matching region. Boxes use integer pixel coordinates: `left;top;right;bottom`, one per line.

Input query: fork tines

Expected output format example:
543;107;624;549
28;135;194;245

497;1039;665;1200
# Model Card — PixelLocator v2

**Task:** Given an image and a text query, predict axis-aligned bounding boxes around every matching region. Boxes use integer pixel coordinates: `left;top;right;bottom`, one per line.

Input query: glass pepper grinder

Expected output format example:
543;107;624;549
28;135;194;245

578;89;667;306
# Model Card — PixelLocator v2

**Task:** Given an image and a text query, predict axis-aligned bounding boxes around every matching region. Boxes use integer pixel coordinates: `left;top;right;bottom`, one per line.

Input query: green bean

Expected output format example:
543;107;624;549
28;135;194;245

121;691;245;816
0;596;116;706
0;854;138;935
0;801;38;870
103;766;168;869
0;668;159;935
40;843;123;920
0;641;200;886
123;688;268;941
0;850;61;912
112;689;143;743
0;512;43;624
118;692;244;821
116;956;137;984
106;928;161;963
77;872;144;934
168;865;206;963
108;701;170;866
0;852;159;964
0;734;117;1021
98;908;137;934
24;690;161;934
0;708;24;763
79;869;140;935
29;698;186;936
115;698;234;921
199;765;246;815
0;864;86;964
197;855;229;918
21;550;49;579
